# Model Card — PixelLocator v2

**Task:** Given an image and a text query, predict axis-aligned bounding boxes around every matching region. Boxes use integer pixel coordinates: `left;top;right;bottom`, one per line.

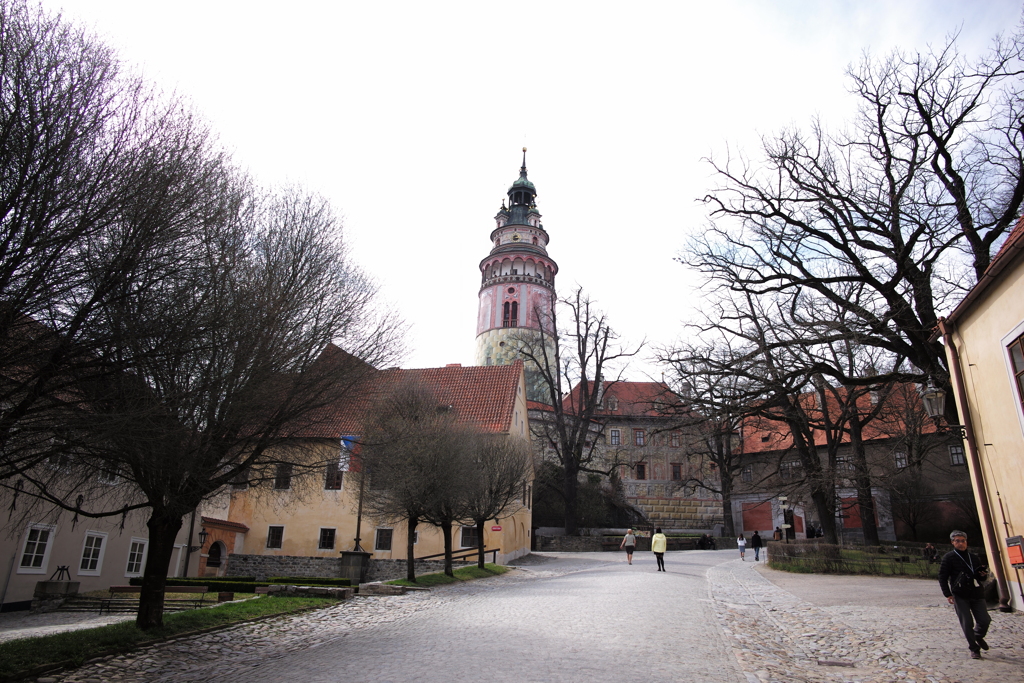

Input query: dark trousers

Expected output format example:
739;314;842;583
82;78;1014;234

654;552;665;571
952;595;991;651
753;546;761;561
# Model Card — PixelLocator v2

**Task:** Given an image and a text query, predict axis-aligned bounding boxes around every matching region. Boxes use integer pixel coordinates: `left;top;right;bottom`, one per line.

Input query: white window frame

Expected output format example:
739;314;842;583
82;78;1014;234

894;451;908;469
609;429;620;446
17;523;57;575
78;531;108;577
125;537;148;577
1001;319;1024;441
948;444;966;466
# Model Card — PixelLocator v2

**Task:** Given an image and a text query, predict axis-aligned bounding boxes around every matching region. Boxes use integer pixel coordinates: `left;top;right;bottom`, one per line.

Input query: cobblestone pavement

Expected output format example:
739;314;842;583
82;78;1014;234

0;612;133;644
13;551;1024;683
711;558;1024;683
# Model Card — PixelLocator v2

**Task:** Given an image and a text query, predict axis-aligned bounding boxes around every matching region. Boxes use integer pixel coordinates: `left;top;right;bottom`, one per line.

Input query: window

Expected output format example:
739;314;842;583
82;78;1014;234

48;452;71;469
779;460;800;480
18;524;56;574
949;444;966;466
836;456;854;473
97;468;119;485
231;467;249;490
325;461;343;490
671;463;682;481
78;532;107;576
274;463;292;490
634;429;645;447
1009;332;1024;414
375;528;393;551
609;429;621;446
670;432;680;448
266;526;284;549
125;538;147;576
502;301;519;327
608;397;618;411
894;451;908;469
636;462;647;480
318;528;336;550
741;465;753;483
461;526;479;548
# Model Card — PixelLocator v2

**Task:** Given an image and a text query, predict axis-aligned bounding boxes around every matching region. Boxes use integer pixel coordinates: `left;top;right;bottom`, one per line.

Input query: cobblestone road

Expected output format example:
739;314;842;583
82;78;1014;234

11;550;1024;683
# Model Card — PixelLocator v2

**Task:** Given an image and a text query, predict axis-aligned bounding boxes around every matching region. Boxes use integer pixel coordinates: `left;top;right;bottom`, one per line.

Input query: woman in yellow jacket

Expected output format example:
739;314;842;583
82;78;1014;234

651;527;667;571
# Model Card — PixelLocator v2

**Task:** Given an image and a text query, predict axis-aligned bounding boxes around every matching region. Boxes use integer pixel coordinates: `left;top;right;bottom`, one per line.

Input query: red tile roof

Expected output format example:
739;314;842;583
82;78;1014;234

292;358;524;438
562;381;682;417
738;383;937;454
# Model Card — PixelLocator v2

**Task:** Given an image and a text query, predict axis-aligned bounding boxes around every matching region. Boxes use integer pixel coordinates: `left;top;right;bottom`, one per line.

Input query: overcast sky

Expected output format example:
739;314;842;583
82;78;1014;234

49;0;1024;376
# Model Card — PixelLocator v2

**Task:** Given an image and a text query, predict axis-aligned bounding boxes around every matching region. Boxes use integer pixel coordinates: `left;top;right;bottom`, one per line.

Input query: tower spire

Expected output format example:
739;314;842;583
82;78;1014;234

521;146;527;172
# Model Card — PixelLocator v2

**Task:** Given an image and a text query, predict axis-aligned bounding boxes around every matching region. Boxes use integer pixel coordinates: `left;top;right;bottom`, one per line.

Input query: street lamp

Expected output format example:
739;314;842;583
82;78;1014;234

919;379;946;420
189;528;209;553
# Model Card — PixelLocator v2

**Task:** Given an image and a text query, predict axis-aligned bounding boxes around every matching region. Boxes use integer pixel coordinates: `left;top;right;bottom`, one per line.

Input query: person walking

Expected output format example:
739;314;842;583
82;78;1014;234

620;528;637;565
938;530;992;659
651;527;667;571
751;531;763;561
737;534;747;561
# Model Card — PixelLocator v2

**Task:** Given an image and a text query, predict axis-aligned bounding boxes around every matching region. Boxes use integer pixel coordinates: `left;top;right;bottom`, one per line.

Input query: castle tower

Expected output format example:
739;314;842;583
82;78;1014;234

475;150;559;403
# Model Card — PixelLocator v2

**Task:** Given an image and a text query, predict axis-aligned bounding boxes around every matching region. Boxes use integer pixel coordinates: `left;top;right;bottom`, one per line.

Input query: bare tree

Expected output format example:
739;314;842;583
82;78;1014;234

462;435;531;569
359;381;467;583
689;30;1024;414
511;287;642;535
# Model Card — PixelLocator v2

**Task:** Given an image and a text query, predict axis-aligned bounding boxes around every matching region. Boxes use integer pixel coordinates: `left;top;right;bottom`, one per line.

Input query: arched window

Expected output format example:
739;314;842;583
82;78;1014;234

503;301;511;327
510;301;518;326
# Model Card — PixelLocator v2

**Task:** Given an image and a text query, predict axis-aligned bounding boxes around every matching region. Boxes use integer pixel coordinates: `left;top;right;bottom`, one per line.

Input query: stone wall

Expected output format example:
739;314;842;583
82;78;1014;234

226;554;344;580
535;536;604;552
366;559;470;583
226;554;471;583
631;495;723;529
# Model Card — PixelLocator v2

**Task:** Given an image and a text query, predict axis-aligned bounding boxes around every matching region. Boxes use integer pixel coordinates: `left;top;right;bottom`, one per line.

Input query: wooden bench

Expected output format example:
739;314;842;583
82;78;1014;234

100;585;209;613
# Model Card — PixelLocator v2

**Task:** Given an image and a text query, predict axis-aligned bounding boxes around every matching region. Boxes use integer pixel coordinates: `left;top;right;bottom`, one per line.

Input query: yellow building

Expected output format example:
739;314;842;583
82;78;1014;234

938;216;1024;611
205;362;533;581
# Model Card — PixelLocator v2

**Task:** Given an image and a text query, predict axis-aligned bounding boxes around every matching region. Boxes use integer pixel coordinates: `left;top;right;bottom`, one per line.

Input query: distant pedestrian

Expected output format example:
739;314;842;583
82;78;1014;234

938;530;991;660
751;531;763;561
651;527;667;571
620;528;636;565
773;527;783;541
924;543;938;564
737;535;746;561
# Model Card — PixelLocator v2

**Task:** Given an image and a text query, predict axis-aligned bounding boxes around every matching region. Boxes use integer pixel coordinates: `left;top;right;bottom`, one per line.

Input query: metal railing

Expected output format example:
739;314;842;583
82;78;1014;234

415;547;499;563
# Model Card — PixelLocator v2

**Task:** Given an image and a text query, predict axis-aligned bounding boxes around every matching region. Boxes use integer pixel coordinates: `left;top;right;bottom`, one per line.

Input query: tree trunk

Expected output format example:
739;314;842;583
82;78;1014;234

441;521;454;577
849;418;880;546
405;515;418;583
476;518;487;569
563;463;579;535
811;488;838;544
136;511;184;631
720;471;735;538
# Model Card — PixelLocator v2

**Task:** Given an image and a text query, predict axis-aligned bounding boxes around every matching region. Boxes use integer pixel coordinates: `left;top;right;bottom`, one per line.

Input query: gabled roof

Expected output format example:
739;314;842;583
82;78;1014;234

294;360;524;438
946;214;1024;326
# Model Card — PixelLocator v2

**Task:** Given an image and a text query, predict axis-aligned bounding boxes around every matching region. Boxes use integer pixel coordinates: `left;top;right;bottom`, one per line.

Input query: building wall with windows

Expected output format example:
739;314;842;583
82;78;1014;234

0;508;195;611
941;216;1024;610
586;382;723;530
217;363;535;570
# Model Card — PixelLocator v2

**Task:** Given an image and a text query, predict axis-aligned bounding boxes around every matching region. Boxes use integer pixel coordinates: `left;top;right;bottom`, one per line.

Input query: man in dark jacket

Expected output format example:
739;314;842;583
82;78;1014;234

938;530;991;659
751;531;763;561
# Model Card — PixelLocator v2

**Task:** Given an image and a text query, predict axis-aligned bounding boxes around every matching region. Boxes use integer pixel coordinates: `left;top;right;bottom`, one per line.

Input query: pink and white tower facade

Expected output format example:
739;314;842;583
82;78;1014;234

475;150;559;403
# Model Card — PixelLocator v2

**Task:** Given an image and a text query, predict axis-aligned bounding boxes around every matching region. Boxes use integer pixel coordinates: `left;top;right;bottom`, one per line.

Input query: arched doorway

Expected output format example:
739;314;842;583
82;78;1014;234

206;541;226;576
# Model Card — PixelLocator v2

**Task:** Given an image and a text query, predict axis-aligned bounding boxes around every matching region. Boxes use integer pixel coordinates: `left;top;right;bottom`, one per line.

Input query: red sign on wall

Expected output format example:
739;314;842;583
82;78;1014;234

491;526;502;531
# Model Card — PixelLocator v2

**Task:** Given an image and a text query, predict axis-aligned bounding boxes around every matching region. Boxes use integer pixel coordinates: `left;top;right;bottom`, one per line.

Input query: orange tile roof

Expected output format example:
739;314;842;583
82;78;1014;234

292;356;524;438
562;381;682;417
738;383;938;454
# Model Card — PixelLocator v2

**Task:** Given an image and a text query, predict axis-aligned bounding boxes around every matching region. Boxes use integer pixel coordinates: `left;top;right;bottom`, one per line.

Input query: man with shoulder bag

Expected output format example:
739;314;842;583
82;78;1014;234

938;530;992;659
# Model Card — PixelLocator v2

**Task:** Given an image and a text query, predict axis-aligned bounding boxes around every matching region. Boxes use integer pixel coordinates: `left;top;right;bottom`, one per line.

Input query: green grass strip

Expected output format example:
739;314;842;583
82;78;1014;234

0;596;334;681
387;563;509;587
